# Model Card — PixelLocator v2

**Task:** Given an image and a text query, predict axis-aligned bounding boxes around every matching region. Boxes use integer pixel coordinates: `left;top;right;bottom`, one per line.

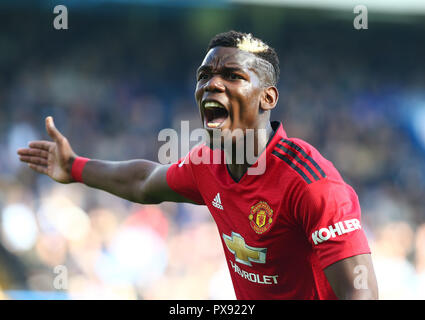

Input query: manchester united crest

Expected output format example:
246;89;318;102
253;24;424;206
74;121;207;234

249;201;274;234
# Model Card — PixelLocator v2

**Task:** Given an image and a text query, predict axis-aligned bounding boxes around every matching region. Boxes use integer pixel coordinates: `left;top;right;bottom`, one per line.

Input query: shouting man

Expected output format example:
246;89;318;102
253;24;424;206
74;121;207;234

17;31;378;300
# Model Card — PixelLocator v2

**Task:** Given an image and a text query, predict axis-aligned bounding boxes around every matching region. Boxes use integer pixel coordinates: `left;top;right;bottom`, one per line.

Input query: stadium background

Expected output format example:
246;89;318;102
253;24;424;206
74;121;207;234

1;0;425;299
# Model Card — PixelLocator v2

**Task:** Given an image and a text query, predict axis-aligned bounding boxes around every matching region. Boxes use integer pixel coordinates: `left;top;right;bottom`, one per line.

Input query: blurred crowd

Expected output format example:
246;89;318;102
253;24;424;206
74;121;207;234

1;6;425;299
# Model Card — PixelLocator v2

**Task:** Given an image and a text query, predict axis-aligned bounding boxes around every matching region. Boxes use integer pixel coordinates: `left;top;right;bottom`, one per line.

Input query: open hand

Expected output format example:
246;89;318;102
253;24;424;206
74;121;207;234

17;116;78;183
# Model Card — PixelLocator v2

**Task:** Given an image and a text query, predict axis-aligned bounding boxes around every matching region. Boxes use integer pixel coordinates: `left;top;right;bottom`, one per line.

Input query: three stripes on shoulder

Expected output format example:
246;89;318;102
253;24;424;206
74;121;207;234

272;139;326;184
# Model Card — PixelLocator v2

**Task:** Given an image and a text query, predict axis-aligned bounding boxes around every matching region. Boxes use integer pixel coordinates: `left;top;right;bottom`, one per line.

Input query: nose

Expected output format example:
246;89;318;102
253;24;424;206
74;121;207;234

204;74;225;93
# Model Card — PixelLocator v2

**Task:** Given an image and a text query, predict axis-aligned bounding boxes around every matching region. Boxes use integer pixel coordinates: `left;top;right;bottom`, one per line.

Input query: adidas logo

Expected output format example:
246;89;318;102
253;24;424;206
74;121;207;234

212;193;223;210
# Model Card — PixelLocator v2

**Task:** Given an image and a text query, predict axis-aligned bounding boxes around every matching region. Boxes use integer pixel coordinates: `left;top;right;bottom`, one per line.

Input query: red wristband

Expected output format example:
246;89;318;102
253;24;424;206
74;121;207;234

71;157;90;183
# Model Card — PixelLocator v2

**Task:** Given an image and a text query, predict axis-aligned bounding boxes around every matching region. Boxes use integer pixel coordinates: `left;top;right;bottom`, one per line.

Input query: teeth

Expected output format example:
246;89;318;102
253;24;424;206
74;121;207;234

207;122;221;128
204;101;225;109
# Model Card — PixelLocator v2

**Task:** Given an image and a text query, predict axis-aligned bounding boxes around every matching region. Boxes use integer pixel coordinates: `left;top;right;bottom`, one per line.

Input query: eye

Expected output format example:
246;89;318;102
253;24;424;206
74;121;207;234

229;72;244;80
197;72;209;81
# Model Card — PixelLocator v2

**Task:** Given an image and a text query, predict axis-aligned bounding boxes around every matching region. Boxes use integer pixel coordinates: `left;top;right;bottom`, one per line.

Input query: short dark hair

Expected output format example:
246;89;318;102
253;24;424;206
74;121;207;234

207;30;280;86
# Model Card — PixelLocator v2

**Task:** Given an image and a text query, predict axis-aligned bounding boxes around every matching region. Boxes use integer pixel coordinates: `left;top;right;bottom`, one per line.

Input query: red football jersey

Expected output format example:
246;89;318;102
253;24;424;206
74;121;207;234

166;121;370;300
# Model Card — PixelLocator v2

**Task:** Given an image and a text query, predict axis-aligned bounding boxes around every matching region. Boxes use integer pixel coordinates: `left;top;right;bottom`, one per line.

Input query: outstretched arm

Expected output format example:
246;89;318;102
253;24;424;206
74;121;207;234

17;116;192;204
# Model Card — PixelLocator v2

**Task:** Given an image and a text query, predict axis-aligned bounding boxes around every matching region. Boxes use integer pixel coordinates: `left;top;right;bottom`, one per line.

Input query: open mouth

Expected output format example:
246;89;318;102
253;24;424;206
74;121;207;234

203;101;229;129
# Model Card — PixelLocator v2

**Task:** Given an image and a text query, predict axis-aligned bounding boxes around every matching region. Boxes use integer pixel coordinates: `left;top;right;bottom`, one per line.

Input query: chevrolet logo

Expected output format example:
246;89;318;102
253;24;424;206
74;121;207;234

222;232;267;267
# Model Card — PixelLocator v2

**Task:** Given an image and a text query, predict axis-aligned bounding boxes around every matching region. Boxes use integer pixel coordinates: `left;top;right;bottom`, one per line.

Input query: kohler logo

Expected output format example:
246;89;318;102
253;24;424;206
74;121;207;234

312;219;362;245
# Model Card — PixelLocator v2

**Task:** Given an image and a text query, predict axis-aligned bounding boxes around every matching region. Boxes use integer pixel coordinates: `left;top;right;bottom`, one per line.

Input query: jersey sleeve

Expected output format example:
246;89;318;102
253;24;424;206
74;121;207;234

166;148;205;205
296;179;371;269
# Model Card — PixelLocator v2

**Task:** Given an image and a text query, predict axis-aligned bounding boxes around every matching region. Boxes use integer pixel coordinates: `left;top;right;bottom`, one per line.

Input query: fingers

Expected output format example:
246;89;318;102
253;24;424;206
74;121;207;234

17;147;49;158
27;140;53;151
27;163;48;175
45;116;65;144
17;144;49;168
18;155;48;166
17;148;49;174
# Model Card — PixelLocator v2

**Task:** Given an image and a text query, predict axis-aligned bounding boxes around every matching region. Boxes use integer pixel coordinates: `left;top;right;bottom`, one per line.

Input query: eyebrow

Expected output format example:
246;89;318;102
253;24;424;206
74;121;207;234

196;64;247;75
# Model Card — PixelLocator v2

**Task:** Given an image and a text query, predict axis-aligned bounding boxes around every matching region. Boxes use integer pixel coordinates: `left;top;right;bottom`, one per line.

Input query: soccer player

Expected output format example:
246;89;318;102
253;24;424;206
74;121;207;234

17;31;378;299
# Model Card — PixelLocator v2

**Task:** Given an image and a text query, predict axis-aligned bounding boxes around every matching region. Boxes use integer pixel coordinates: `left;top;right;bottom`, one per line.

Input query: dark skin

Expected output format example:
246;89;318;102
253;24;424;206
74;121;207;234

17;46;378;299
195;47;277;181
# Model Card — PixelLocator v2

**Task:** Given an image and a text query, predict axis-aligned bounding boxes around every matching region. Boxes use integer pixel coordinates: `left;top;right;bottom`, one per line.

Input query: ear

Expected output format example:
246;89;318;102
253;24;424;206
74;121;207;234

260;86;279;111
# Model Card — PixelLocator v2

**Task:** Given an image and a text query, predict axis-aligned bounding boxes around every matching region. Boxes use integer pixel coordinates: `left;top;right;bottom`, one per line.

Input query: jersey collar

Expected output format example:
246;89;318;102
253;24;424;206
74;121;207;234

267;121;287;149
225;121;287;183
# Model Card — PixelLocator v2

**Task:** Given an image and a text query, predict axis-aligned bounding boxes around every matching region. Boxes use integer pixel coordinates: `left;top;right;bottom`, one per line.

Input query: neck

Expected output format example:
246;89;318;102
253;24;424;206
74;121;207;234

225;122;273;181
